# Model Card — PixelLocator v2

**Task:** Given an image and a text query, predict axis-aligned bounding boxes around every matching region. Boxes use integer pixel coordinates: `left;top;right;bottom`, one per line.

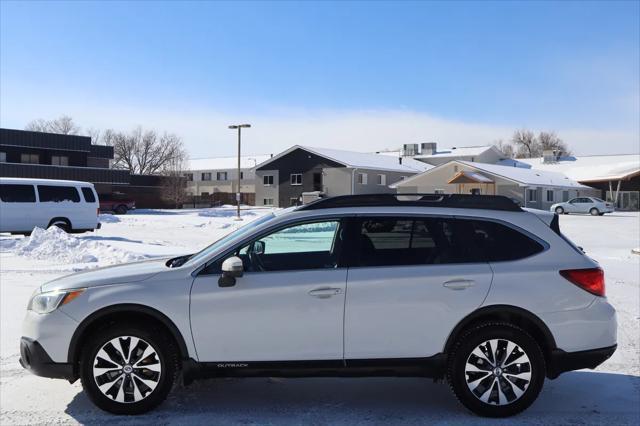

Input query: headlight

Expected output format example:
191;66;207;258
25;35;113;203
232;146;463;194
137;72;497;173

27;289;85;314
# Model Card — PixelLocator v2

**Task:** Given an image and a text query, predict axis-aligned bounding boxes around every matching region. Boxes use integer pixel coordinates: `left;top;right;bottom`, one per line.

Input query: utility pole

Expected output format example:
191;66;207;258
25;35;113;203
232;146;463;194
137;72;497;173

228;124;251;220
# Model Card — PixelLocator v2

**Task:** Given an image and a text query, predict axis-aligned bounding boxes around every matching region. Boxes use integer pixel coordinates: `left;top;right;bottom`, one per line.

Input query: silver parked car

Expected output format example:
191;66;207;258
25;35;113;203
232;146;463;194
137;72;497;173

20;194;617;417
551;197;614;216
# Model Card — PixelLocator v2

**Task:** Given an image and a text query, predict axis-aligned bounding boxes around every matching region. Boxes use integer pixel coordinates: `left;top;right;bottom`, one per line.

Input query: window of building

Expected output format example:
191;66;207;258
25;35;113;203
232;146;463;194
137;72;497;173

291;174;302;185
527;189;537;202
263;175;274;186
434;189;445;194
357;173;368;185
377;174;387;185
263;198;274;206
546;190;554;202
20;153;39;164
37;185;80;203
0;152;6;162
217;172;228;181
400;176;407;181
201;172;212;181
240;172;244;180
290;198;299;206
81;188;96;203
184;173;193;181
51;156;69;166
0;184;36;203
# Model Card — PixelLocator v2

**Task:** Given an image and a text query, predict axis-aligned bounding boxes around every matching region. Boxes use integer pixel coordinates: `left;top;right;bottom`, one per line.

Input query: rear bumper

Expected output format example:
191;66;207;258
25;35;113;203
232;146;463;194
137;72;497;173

19;337;76;382
548;344;617;379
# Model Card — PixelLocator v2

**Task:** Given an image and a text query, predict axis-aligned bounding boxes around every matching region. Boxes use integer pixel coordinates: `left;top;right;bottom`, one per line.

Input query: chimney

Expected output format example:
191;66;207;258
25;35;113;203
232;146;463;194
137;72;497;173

421;142;437;155
402;143;419;156
542;149;559;164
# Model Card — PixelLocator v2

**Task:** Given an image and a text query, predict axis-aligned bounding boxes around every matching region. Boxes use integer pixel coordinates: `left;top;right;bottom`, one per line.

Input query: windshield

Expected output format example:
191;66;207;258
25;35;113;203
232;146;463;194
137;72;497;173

182;213;276;267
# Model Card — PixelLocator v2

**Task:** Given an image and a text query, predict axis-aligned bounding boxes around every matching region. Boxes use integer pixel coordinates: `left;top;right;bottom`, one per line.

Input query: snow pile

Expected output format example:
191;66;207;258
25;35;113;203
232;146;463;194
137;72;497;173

11;227;149;265
198;207;259;218
99;214;120;223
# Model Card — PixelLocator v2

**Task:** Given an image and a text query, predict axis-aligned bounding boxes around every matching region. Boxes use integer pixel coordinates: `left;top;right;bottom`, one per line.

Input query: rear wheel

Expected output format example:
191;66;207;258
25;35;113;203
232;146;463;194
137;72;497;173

554;207;564;214
80;324;178;414
590;208;600;216
447;322;545;417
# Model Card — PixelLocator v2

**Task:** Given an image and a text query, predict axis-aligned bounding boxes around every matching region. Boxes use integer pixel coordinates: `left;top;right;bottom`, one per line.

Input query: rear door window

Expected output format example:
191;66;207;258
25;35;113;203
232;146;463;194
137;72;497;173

81;187;96;203
0;184;36;202
37;185;81;203
355;217;484;267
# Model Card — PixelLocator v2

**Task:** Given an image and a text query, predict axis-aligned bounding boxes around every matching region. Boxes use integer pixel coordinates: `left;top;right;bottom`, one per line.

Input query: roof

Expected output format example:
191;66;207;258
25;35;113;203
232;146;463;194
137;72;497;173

391;160;589;189
0;177;94;186
516;154;640;182
448;171;494;184
414;145;501;160
187;154;273;171
256;145;432;173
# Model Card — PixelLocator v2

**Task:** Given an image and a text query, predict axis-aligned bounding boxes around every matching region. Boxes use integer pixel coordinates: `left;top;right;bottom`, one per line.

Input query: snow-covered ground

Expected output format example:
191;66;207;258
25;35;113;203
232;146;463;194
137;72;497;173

0;208;638;424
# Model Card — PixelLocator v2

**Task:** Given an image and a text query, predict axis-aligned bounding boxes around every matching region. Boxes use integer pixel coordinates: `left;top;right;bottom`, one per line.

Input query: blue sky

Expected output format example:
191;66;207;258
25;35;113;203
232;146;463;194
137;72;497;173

1;1;638;156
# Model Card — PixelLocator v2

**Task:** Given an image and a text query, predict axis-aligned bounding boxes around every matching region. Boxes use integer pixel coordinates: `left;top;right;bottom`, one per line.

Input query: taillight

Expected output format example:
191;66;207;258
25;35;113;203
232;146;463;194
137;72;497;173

560;268;605;296
97;208;100;217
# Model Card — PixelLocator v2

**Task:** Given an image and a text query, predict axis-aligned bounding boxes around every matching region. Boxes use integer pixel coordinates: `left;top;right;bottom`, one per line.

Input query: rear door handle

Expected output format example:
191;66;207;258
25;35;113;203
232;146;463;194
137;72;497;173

443;279;475;290
308;287;343;298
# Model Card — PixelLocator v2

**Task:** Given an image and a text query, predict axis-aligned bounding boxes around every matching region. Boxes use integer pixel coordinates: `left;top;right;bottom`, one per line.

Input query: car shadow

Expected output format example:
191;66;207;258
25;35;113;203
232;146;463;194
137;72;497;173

63;371;640;424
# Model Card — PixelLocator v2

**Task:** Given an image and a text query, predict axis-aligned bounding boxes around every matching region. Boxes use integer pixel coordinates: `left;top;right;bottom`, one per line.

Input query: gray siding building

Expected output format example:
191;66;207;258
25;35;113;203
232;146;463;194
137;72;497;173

254;145;430;207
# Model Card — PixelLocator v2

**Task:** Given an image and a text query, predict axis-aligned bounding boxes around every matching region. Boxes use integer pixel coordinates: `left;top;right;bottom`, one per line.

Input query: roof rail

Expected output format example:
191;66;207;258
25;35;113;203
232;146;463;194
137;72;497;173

297;193;523;212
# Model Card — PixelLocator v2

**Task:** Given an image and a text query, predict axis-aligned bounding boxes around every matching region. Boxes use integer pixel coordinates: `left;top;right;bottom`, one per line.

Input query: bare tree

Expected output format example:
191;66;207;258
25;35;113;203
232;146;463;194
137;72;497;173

105;127;187;175
160;154;189;208
25;115;80;135
512;129;541;158
492;139;515;158
538;131;571;155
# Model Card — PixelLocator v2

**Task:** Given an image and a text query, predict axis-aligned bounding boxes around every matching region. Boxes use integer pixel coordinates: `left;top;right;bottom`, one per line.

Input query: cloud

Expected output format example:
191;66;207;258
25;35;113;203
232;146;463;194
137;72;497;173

1;99;637;157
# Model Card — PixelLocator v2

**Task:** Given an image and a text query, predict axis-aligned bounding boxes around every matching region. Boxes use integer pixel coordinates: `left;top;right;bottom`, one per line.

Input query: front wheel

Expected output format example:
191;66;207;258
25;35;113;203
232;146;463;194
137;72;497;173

114;205;128;215
447;322;545;417
80;324;178;414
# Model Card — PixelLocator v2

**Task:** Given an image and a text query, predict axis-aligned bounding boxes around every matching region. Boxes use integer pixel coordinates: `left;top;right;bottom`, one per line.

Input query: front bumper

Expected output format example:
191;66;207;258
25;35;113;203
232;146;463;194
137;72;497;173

548;344;617;379
19;337;77;382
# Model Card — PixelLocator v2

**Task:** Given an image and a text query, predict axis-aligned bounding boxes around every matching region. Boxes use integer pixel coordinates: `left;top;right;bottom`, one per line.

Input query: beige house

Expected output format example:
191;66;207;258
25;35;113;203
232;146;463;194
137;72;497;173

391;160;596;210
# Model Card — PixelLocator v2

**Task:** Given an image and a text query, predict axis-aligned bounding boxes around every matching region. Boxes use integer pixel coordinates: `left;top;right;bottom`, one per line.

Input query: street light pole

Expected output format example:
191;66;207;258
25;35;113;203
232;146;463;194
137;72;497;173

228;124;251;221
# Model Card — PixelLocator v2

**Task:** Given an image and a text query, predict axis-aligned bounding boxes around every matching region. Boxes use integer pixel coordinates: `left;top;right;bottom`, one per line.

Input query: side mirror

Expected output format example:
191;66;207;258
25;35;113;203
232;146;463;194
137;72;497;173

253;240;265;255
219;256;243;287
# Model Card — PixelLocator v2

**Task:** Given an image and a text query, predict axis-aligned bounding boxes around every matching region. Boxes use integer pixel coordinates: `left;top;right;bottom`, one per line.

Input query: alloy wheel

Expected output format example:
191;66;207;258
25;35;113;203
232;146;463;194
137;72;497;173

92;336;162;403
464;339;532;406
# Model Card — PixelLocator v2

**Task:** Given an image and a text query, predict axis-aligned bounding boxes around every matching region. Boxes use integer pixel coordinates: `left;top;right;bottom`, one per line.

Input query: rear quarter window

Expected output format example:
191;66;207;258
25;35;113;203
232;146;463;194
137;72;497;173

0;184;36;203
81;187;96;203
37;185;81;203
472;220;544;261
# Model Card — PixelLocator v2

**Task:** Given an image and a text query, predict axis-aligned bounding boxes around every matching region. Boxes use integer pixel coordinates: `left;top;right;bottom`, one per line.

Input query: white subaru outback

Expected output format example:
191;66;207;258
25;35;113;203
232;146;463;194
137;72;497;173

20;194;617;417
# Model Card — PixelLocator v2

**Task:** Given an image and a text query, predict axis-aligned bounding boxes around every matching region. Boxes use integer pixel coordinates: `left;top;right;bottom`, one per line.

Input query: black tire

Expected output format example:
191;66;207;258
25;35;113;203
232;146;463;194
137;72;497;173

447;322;545;417
80;324;178;415
114;205;128;215
48;219;71;232
590;208;600;216
554;207;564;215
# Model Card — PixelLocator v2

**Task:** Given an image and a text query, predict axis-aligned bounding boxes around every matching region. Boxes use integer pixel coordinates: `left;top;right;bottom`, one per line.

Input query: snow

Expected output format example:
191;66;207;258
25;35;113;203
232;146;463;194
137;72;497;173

414;145;497;159
517;154;640;183
457;161;589;188
1;209;638;424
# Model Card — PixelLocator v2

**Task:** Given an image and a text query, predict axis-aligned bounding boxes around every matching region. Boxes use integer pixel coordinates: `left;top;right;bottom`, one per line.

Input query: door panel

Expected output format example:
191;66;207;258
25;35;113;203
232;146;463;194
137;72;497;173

190;269;347;361
344;263;492;359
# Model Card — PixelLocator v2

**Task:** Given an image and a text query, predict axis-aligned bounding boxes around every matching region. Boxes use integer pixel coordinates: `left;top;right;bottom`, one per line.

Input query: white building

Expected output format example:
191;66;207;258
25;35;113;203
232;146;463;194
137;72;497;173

185;154;272;203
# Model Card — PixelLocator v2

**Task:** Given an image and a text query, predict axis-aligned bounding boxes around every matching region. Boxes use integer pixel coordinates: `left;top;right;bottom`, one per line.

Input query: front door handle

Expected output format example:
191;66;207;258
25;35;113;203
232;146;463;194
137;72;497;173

308;287;343;298
443;279;475;290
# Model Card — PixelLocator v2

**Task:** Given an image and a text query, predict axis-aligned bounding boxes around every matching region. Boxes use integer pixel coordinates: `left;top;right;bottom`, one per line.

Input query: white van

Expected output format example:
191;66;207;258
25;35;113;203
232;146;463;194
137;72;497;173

0;177;100;234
